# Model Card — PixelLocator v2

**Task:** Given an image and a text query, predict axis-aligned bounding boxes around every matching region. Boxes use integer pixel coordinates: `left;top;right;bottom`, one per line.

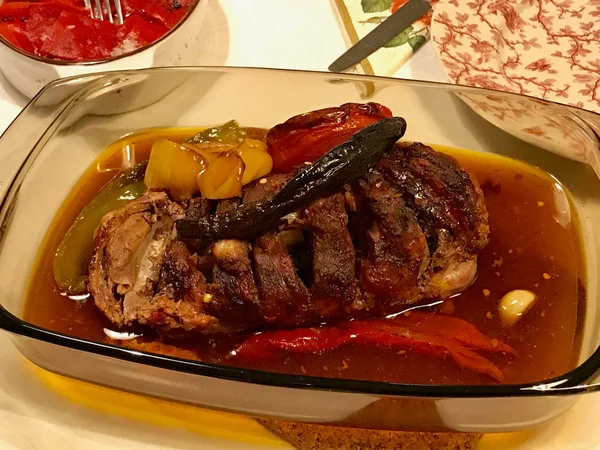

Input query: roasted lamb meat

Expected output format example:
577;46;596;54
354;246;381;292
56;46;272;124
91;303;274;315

89;136;489;336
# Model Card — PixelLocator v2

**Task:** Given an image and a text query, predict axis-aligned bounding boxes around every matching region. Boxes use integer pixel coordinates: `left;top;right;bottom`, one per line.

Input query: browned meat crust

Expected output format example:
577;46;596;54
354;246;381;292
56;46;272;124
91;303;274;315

358;172;428;308
210;239;262;326
377;143;488;253
302;193;357;317
89;143;489;335
253;231;312;324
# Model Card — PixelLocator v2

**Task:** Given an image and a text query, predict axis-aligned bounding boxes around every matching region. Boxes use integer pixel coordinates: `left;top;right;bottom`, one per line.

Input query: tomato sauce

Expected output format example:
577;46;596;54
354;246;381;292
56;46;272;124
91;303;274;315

0;0;192;61
23;129;586;386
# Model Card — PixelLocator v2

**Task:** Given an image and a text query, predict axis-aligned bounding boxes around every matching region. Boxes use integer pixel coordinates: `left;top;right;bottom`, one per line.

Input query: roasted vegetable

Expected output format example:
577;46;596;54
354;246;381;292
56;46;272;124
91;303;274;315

187;120;247;145
53;163;147;294
186;128;272;195
144;139;207;200
237;139;272;184
176;117;407;239
267;102;392;172
232;311;516;381
197;151;245;199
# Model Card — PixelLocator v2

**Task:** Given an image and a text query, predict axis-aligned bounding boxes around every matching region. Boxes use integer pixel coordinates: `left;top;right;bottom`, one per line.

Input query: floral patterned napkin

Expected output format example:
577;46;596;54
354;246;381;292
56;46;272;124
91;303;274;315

332;0;436;77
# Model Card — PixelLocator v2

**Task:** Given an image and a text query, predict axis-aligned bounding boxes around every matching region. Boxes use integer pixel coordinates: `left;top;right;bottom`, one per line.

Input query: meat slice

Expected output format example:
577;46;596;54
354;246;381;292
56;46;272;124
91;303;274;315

89;192;242;335
206;191;263;326
357;172;429;308
377;142;488;251
242;172;292;205
181;197;212;255
209;239;262;326
244;173;312;324
376;143;489;298
302;193;357;316
89;191;185;327
253;232;311;324
144;240;224;335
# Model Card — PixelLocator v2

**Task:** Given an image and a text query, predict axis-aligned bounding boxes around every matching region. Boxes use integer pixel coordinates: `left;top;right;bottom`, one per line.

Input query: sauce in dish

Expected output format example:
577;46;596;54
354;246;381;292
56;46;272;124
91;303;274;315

24;104;585;386
0;0;192;61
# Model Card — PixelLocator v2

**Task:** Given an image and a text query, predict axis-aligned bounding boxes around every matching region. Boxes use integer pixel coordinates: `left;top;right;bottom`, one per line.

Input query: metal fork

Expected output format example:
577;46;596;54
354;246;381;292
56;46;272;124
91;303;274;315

84;0;124;25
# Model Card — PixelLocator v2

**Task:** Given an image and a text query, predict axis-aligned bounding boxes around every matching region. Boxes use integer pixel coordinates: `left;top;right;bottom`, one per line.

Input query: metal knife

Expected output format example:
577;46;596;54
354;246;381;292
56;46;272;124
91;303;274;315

329;0;431;72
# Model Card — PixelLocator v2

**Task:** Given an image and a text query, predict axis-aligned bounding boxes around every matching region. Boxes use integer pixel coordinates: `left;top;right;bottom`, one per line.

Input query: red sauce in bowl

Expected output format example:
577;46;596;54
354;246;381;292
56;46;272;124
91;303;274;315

0;0;192;62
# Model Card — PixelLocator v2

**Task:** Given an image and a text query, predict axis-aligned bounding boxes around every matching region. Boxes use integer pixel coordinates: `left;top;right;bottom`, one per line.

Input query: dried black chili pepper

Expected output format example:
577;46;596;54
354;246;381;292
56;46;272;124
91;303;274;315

176;117;407;240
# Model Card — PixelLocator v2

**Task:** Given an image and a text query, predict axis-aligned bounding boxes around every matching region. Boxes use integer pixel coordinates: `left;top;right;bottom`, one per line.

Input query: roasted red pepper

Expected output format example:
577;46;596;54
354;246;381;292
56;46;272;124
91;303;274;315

0;2;30;21
266;103;393;173
117;14;168;49
0;0;189;61
41;11;118;60
232;311;515;382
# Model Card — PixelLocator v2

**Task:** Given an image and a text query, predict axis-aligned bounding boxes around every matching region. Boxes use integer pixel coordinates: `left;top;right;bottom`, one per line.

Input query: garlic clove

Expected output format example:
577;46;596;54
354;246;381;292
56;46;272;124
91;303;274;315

499;289;537;328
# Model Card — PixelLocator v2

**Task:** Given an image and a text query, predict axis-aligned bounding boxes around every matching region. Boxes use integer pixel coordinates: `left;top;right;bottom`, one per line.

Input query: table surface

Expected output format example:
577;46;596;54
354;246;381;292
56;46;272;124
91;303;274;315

1;1;599;448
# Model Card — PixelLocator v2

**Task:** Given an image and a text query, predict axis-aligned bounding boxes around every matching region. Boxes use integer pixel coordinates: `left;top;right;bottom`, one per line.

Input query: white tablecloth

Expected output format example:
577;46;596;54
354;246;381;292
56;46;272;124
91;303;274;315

0;1;599;448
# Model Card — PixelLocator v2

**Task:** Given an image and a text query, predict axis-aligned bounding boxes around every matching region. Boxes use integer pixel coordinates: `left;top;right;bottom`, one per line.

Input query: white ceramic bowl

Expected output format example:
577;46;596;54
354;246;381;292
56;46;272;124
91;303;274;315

0;0;207;98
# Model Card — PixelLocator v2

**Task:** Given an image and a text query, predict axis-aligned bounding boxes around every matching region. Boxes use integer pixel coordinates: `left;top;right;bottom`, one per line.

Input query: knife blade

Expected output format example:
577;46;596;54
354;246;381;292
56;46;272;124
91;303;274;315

329;0;431;72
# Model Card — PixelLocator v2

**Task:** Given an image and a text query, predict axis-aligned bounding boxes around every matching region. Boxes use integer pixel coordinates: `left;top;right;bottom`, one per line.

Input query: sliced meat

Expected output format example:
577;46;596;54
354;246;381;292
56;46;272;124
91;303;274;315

242;172;293;205
210;239;262;326
302;193;357;316
181;197;212;255
376;143;489;298
89;141;490;335
244;172;311;324
141;240;225;335
422;229;479;299
253;232;311;324
114;339;200;361
89;191;185;327
377;142;488;250
358;172;429;308
205;191;263;326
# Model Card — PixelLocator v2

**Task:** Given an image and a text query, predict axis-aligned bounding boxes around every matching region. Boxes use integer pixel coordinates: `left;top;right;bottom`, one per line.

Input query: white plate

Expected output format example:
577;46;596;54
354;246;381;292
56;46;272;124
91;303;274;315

431;0;600;161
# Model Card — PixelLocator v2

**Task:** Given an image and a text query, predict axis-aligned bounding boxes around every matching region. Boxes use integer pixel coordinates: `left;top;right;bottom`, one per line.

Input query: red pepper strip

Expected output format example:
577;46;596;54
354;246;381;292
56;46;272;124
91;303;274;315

232;313;515;382
0;24;20;48
25;3;66;51
266;103;393;173
0;22;35;52
117;14;168;48
144;0;192;29
364;311;516;356
0;2;30;22
40;11;118;60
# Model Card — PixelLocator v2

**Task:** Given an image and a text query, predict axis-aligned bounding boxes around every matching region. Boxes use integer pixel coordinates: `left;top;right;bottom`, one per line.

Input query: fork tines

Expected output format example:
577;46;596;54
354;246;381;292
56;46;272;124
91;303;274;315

84;0;124;25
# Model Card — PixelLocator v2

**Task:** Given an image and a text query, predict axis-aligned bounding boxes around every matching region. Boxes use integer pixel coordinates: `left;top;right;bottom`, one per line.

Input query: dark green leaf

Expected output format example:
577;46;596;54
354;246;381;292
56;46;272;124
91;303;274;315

361;0;392;13
359;16;386;24
383;26;413;47
408;35;427;51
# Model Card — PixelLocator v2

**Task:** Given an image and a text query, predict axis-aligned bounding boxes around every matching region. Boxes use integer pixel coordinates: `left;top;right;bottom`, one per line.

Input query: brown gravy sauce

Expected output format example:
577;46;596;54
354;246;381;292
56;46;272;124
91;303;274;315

24;129;585;386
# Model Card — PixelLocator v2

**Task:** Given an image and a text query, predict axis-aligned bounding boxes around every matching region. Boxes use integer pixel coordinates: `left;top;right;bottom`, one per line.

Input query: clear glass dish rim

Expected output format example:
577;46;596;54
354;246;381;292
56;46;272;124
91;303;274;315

1;66;599;399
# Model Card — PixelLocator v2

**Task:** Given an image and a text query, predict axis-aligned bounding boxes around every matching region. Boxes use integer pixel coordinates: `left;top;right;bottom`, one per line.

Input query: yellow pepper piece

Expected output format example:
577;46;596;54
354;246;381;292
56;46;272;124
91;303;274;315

238;139;267;151
182;143;220;164
237;139;273;185
144;139;207;200
197;152;245;200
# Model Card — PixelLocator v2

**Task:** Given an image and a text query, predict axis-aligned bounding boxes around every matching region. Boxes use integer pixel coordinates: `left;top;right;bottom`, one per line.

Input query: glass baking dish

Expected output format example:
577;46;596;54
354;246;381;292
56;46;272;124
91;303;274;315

1;67;600;433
